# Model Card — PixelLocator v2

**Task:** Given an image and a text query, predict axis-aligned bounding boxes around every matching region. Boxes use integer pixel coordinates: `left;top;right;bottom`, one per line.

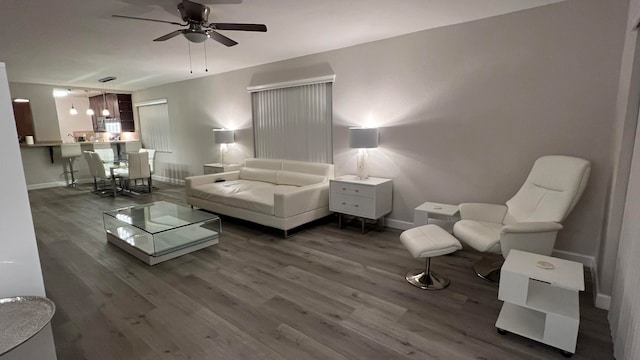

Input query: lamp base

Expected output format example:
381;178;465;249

356;149;369;180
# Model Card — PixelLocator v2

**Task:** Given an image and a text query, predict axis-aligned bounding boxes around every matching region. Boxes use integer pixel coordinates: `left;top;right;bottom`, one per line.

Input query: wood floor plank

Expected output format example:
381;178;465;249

28;182;614;359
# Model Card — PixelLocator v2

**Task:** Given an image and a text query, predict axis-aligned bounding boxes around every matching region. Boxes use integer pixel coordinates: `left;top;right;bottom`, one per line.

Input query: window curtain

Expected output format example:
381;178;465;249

251;82;332;163
136;102;171;152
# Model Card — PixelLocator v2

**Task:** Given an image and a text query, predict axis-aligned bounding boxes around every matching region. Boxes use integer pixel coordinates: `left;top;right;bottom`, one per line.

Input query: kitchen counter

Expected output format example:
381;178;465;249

20;140;139;148
20;140;140;163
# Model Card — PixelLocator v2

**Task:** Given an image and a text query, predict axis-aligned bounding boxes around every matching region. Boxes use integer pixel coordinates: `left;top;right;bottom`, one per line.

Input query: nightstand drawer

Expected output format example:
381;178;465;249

330;182;375;198
330;194;374;217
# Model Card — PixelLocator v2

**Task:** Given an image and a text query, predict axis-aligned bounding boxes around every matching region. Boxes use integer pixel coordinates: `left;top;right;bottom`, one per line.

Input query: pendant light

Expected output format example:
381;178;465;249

69;104;78;115
102;91;110;117
85;90;95;116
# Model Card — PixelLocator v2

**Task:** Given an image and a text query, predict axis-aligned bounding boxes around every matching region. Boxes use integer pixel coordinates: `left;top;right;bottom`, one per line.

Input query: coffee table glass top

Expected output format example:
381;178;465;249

104;201;217;234
103;201;220;258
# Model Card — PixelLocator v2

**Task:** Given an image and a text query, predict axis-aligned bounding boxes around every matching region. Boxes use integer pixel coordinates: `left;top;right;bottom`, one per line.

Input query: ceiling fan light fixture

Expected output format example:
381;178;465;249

183;31;208;43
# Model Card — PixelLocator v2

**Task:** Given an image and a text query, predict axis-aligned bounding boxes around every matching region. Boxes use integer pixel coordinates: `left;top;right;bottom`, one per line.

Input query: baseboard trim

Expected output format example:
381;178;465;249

27;181;68;190
152;175;184;185
26;177;94;190
551;249;594;268
384;218;413;230
595;293;611;310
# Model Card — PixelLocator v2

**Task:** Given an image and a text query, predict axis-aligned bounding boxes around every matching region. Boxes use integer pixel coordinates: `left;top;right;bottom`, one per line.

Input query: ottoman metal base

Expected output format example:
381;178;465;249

404;258;450;290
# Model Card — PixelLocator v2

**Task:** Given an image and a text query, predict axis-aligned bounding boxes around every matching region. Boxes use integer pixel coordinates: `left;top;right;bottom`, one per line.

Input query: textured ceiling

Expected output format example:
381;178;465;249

0;0;562;91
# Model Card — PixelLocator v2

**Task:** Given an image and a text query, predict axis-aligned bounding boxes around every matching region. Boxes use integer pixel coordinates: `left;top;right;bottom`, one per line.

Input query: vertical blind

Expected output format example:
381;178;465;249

251;82;332;163
137;101;171;152
609;122;640;360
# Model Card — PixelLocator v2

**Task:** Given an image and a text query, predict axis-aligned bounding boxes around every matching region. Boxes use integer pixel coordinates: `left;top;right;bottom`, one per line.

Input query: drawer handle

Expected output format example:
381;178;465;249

341;202;359;207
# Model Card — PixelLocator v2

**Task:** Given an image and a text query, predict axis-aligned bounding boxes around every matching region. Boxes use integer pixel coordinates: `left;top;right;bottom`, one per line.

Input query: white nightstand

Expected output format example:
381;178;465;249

330;175;392;233
496;250;584;357
413;201;460;232
203;163;242;174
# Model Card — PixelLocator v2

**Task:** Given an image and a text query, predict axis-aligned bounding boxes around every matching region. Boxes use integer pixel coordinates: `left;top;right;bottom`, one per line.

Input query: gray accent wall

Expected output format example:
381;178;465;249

134;0;627;262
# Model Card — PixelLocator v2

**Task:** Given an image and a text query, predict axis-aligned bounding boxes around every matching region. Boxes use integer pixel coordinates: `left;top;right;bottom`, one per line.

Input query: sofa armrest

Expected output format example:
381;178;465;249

274;182;330;218
185;171;240;195
459;203;507;223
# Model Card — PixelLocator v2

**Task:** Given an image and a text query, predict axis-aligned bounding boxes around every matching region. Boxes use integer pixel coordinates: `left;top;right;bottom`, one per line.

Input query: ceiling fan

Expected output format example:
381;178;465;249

113;0;267;47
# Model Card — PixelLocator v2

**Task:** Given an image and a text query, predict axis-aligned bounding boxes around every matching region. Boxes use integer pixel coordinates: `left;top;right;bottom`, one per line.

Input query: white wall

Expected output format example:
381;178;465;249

605;0;640;357
8;82;61;142
134;0;627;259
54;95;93;141
0;63;56;358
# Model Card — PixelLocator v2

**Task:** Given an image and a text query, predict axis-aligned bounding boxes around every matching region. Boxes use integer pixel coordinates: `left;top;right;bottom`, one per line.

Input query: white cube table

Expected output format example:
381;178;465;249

496;249;584;357
413;201;459;232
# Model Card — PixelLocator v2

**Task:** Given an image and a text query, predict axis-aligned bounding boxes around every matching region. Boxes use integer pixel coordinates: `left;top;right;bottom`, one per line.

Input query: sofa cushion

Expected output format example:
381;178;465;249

245;158;282;170
281;159;333;177
239;167;278;184
276;170;326;187
189;179;300;215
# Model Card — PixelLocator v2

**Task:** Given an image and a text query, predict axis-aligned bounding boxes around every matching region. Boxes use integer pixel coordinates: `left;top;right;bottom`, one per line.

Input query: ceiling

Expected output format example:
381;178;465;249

0;0;562;92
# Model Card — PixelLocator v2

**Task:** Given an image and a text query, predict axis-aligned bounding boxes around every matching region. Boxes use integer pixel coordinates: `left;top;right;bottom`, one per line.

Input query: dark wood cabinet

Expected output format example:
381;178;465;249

117;94;135;132
88;93;134;132
12;101;35;142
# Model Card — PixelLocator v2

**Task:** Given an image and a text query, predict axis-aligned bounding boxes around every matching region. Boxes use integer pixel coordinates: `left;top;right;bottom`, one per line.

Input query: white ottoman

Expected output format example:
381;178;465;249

400;224;462;290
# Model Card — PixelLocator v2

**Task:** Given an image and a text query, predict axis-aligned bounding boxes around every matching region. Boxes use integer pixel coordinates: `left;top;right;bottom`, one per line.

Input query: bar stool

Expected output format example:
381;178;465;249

60;143;82;187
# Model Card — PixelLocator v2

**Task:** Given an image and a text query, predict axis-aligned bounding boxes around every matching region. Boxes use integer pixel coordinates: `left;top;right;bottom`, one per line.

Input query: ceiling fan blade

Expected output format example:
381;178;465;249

153;30;185;42
112;14;185;27
208;30;238;47
209;23;267;32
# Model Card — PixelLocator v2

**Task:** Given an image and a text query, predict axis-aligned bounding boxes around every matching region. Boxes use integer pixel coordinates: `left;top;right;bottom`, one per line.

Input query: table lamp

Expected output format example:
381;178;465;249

213;129;234;165
348;127;378;180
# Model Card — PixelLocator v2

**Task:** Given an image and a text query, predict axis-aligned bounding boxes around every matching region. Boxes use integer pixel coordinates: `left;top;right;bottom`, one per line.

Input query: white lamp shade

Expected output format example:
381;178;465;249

214;129;235;144
348;127;378;148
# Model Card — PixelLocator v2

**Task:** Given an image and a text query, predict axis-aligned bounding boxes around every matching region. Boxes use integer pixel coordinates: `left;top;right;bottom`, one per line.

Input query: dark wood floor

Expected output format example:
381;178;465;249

28;182;614;360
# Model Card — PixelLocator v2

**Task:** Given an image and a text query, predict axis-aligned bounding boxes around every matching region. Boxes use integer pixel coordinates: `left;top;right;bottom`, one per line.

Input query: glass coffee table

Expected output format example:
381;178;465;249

103;201;220;265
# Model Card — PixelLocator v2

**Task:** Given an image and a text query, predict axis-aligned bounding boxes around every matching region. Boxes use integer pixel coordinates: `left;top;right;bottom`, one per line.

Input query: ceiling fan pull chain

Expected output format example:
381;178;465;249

188;42;193;74
204;42;209;72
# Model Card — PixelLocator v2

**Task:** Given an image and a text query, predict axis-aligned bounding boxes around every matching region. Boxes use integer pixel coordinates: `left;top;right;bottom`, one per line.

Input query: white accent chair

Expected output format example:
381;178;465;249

139;148;156;188
93;143;115;163
452;155;591;281
122;152;151;193
90;151;126;197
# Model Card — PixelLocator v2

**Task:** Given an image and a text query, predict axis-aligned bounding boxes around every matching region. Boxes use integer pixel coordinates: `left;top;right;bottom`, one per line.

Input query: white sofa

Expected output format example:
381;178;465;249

185;158;334;236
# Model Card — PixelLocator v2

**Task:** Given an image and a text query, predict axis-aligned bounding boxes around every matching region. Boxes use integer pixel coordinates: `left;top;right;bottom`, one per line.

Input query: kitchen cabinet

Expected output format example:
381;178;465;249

88;93;134;132
117;94;134;131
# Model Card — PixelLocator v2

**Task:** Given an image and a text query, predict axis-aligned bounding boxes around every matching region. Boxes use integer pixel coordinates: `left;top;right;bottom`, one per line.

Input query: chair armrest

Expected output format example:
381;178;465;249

185;171;240;195
274;183;329;218
500;222;563;258
501;222;563;234
459;203;507;223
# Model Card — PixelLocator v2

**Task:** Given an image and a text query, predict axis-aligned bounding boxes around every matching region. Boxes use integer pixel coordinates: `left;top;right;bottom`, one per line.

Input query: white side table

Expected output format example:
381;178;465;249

496;249;584;357
330;175;392;233
413;201;460;232
203;163;242;174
